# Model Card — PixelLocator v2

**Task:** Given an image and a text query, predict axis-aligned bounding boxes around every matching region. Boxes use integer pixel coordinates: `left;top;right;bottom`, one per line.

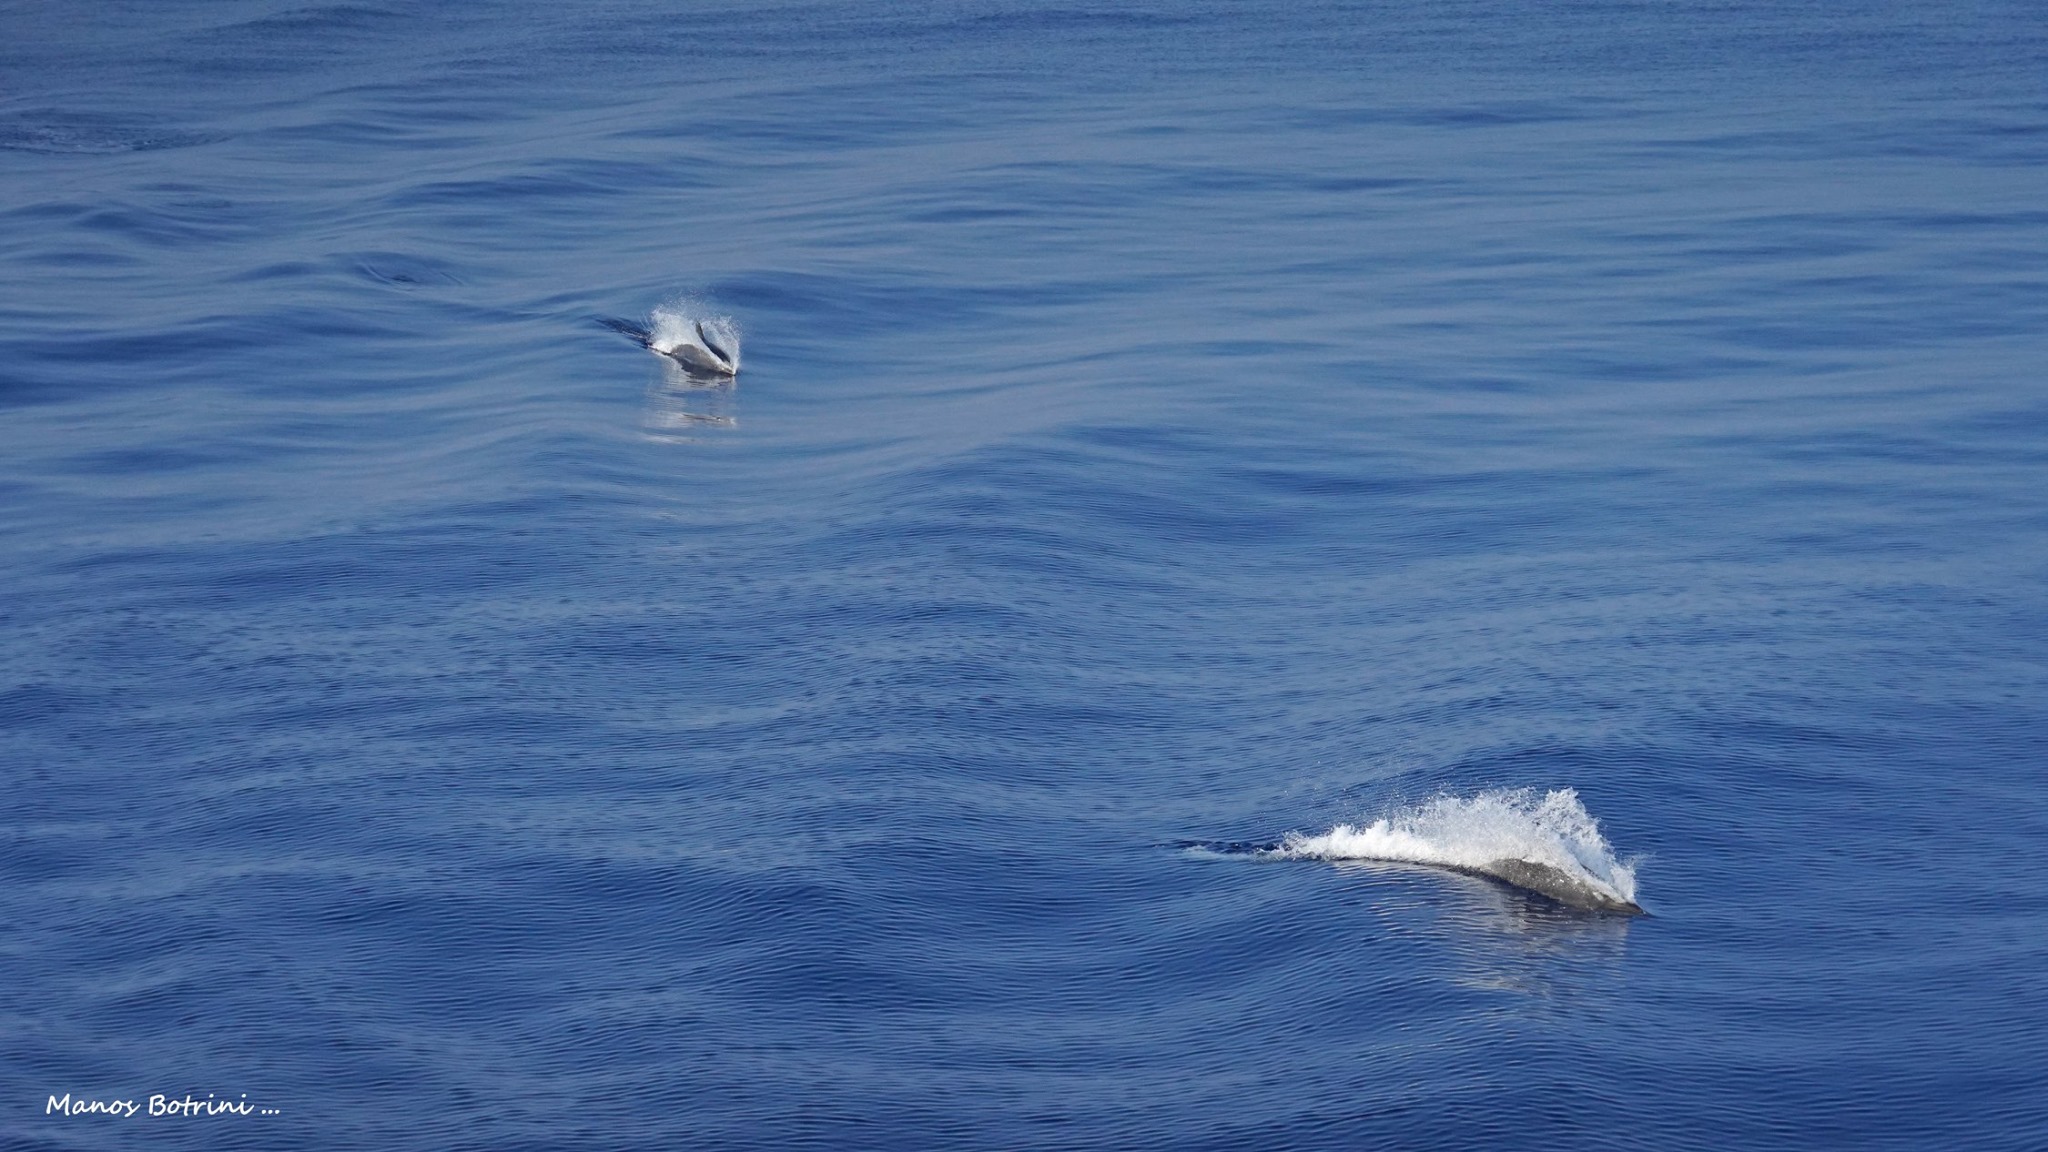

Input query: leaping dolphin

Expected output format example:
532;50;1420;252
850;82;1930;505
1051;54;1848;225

598;315;739;377
1180;840;1646;915
662;320;737;376
1447;857;1645;915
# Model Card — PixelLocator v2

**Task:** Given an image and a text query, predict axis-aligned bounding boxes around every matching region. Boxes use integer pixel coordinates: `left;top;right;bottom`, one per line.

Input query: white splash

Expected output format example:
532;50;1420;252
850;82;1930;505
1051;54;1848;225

1272;788;1639;907
649;301;741;375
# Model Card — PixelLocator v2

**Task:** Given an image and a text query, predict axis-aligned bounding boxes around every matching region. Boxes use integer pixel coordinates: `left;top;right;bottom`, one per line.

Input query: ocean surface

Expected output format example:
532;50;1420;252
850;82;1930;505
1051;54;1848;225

5;2;2047;1148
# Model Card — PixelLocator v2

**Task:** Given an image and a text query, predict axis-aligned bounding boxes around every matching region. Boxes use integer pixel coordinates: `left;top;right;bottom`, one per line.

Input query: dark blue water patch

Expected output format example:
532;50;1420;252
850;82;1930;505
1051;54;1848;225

949;7;1199;32
166;6;425;81
0;110;222;156
383;160;712;215
716;268;1150;350
344;252;467;290
0;682;102;729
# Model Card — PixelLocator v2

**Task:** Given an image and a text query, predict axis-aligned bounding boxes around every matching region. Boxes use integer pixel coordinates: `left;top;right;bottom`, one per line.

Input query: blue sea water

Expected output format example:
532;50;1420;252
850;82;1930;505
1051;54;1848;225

5;1;2048;1148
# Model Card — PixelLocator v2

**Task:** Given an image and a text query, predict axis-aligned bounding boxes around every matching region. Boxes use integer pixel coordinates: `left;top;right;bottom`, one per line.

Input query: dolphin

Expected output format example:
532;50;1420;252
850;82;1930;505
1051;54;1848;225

597;315;738;377
664;320;737;376
1178;840;1646;915
1450;858;1645;915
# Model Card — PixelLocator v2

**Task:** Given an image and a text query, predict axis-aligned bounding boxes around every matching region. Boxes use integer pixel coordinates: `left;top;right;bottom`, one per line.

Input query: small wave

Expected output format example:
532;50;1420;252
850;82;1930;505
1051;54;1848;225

648;300;741;375
1270;788;1641;912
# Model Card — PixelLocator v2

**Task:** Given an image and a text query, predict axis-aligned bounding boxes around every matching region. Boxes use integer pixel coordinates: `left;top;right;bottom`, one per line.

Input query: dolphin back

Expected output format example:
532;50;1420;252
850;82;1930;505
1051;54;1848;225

1479;858;1645;915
